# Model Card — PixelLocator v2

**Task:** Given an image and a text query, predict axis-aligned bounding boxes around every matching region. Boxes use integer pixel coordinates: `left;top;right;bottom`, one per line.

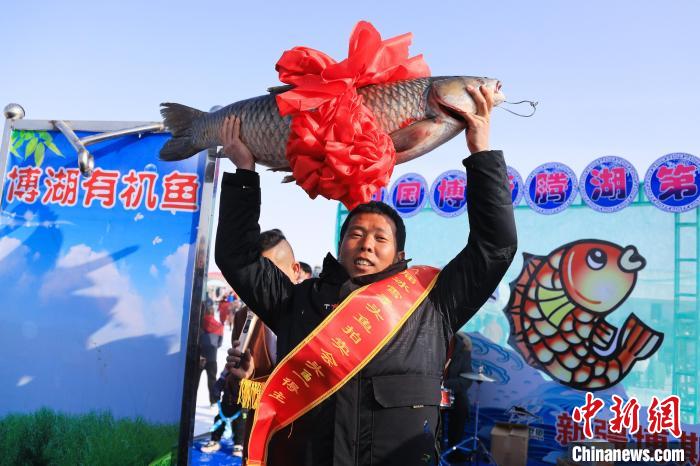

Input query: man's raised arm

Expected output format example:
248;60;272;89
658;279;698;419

214;116;294;333
429;85;518;332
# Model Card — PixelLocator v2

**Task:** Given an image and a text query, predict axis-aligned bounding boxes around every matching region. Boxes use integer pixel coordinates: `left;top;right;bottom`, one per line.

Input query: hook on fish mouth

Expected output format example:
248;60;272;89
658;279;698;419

498;100;538;117
619;246;646;272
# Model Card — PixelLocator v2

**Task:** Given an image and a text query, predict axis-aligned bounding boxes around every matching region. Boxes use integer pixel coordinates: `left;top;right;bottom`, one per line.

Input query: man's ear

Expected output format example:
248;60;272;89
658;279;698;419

292;262;301;283
396;251;406;262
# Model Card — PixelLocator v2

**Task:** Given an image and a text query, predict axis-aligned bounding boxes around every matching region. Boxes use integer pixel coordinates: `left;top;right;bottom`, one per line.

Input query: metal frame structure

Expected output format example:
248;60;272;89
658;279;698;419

673;209;700;423
0;106;219;465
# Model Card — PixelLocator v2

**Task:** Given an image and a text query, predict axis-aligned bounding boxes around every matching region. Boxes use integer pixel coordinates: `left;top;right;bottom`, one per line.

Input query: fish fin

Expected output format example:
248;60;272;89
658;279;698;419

505;253;547;368
507;254;544;300
504;253;544;326
159;103;206;161
267;84;294;94
591;319;617;350
392;118;463;164
281;175;295;184
618;314;664;362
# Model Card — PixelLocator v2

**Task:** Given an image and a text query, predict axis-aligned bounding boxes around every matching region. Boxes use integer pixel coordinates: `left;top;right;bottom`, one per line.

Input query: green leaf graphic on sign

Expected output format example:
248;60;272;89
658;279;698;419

10;137;23;158
35;143;46;167
46;141;63;156
25;138;38;158
37;130;63;156
9;130;64;164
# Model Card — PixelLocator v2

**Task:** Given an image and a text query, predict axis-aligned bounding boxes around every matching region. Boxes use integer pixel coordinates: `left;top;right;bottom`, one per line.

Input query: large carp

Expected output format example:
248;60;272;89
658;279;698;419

159;76;504;170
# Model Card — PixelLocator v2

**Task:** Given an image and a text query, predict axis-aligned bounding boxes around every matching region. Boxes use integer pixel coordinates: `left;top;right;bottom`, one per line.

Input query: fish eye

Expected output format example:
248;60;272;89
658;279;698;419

586;249;607;270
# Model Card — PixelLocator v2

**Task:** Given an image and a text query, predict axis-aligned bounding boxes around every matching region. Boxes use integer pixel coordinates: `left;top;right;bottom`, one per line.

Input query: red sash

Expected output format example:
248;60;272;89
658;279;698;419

247;265;440;466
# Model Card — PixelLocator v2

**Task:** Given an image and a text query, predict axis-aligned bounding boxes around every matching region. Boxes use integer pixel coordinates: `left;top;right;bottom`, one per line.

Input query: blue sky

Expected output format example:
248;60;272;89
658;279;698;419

3;0;699;267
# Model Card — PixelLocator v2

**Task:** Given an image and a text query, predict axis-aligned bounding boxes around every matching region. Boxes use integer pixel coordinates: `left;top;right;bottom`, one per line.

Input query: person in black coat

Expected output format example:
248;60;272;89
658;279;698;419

442;332;473;461
216;85;517;466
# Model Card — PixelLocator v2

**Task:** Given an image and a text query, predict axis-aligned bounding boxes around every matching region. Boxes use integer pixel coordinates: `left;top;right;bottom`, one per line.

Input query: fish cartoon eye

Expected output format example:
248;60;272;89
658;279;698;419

586;249;607;270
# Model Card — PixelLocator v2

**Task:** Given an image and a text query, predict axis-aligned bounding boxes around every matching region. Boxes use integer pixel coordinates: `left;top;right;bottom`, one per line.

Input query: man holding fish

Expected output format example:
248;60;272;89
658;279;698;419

215;81;517;465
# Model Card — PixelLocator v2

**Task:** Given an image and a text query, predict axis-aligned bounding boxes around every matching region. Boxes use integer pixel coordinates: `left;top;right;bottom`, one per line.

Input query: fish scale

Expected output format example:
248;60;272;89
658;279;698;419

358;78;432;134
190;79;433;169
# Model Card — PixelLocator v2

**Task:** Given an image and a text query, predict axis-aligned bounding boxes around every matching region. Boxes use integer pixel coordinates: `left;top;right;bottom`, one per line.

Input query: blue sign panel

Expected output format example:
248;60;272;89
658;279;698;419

644;152;700;213
389;172;427;218
0;127;207;462
525;162;578;214
429;170;467;218
579;156;639;213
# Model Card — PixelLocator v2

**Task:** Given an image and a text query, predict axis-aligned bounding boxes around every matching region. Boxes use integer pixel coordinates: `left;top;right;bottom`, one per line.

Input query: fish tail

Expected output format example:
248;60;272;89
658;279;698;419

159;103;207;161
617;314;663;369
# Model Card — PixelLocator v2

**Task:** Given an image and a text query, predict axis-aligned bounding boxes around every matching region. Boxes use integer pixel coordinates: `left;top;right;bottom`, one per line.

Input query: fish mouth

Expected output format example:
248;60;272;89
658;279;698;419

619;246;646;272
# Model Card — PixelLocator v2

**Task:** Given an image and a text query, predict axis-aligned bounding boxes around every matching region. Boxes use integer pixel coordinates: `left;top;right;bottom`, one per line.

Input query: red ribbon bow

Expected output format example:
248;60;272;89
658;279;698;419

275;21;430;209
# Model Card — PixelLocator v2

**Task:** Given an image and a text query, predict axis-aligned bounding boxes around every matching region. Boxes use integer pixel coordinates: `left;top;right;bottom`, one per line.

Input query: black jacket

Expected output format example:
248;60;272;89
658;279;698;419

215;150;517;466
443;335;473;397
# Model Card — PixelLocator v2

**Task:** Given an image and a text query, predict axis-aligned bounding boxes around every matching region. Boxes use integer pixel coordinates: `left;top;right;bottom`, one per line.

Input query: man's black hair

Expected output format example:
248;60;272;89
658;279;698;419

338;201;406;251
259;228;286;253
299;262;312;275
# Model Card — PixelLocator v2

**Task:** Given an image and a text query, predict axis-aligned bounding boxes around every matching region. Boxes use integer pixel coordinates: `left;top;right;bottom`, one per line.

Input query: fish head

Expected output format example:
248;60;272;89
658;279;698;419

429;76;505;123
561;241;646;314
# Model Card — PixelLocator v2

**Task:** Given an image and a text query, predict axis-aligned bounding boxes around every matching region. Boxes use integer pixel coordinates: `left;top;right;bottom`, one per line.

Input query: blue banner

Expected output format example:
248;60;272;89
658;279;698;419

1;127;207;463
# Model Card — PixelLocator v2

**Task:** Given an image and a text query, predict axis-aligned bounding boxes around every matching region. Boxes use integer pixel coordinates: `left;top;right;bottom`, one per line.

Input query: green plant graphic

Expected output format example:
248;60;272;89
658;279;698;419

10;130;63;167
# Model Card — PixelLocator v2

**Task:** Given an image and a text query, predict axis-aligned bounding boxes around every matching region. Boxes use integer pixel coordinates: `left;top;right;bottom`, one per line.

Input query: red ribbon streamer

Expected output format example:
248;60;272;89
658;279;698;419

275;21;430;209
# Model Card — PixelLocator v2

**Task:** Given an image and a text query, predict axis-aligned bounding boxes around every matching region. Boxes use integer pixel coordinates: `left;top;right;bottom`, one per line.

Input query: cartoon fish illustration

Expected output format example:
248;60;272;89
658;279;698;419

503;239;663;390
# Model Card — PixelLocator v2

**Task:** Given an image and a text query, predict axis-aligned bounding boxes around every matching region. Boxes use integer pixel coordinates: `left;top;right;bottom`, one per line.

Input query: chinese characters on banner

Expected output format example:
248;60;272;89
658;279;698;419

429;170;467;217
370;186;387;203
645;153;700;213
579;156;639;213
389;173;427;218
524;162;578;214
5;166;200;212
349;154;700;215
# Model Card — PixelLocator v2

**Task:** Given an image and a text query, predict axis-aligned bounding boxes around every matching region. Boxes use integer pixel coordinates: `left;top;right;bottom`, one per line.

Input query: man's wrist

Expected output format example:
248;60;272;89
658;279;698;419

236;161;255;171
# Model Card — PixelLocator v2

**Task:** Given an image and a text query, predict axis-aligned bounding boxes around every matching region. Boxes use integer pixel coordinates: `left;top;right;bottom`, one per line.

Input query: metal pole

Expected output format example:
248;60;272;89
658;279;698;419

473;381;481;466
0;104;25;203
176;118;220;465
80;123;165;146
52;120;94;176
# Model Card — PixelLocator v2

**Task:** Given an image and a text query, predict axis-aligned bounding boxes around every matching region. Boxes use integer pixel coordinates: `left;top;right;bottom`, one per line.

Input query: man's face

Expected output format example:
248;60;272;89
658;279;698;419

338;212;405;278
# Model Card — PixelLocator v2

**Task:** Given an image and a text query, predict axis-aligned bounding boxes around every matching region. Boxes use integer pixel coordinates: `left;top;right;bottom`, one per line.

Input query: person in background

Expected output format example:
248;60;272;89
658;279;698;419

218;292;234;326
442;331;473;461
203;229;300;459
298;261;313;281
199;299;223;407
